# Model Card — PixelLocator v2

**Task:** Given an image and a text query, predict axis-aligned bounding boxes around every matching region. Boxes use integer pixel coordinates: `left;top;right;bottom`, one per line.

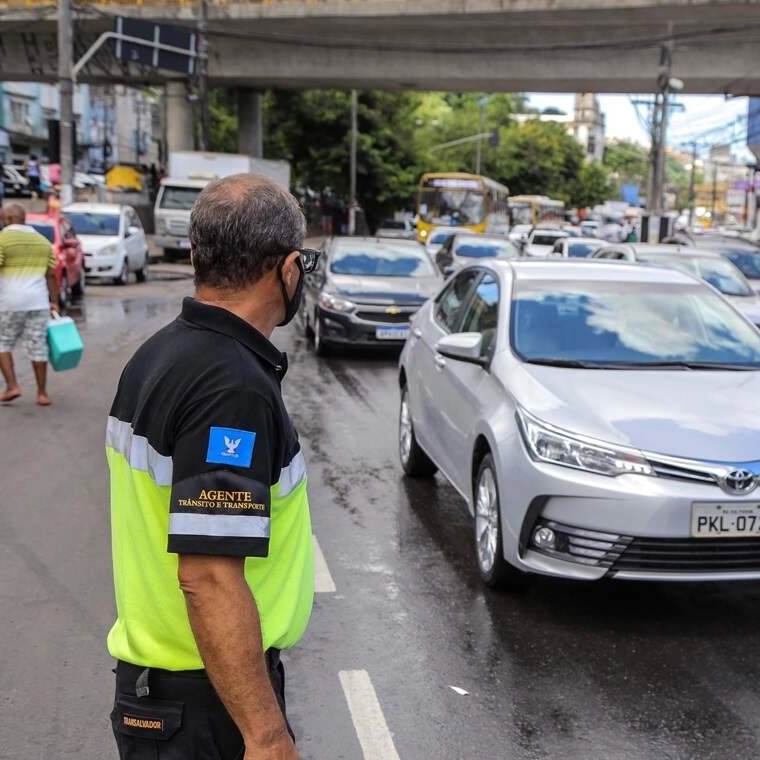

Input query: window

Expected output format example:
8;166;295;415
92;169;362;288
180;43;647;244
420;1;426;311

330;243;435;277
460;274;499;356
159;186;203;210
9;99;30;129
596;250;624;260
435;269;480;331
66;212;120;236
60;220;76;240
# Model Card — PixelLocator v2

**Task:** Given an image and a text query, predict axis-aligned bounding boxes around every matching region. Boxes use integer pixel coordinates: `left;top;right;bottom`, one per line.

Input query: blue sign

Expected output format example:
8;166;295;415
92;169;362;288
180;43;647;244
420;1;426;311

621;184;640;205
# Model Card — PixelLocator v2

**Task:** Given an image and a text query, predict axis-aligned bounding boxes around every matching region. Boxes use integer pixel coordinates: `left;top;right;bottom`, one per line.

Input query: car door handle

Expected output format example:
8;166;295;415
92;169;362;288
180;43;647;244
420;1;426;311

413;328;422;338
434;354;446;370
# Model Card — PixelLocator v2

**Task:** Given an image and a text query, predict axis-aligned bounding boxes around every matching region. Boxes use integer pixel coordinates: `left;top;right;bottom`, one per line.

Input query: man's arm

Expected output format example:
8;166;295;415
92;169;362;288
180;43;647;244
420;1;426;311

178;554;298;759
46;266;59;313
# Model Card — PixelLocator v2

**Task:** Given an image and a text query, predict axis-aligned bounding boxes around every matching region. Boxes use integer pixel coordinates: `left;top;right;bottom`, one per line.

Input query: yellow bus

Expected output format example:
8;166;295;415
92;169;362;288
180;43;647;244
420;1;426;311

509;195;566;226
416;172;510;242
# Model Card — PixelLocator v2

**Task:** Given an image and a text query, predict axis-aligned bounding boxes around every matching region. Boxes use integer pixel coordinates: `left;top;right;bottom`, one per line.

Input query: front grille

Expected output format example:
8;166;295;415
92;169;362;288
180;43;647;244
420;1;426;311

649;457;717;486
168;219;188;235
355;310;412;324
610;537;760;573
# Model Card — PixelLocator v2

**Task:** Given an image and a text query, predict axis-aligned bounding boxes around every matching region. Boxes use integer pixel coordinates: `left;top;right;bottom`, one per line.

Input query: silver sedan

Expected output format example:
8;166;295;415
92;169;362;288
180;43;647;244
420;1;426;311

399;259;760;588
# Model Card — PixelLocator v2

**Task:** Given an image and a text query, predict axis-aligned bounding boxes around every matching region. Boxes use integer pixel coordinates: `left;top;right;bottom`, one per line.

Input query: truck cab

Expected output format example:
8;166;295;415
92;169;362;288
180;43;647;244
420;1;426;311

153;178;208;260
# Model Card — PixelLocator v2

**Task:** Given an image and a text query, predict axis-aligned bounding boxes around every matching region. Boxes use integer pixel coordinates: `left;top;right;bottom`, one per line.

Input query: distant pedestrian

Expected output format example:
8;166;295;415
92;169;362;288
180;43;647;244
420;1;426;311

320;192;333;235
0;203;59;406
26;155;41;197
106;174;316;759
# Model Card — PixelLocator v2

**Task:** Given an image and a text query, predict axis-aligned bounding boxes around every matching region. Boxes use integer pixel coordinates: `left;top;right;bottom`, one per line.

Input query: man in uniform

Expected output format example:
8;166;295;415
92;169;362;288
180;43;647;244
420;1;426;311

0;203;59;405
106;174;317;759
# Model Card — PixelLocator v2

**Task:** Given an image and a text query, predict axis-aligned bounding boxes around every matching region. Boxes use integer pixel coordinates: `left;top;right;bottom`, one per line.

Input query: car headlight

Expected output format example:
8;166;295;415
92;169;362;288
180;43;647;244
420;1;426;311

98;244;118;257
319;292;356;313
516;408;653;477
156;218;167;235
419;229;428;239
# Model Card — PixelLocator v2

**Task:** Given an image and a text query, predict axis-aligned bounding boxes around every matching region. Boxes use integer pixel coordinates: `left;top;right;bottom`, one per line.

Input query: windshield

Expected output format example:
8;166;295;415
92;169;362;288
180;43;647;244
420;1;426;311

568;242;598;258
638;253;753;297
430;230;455;245
510;204;533;226
532;234;563;247
380;220;406;230
723;250;760;279
331;243;436;277
511;280;760;367
159;186;203;211
455;240;518;259
30;224;54;243
419;181;485;226
66;212;119;236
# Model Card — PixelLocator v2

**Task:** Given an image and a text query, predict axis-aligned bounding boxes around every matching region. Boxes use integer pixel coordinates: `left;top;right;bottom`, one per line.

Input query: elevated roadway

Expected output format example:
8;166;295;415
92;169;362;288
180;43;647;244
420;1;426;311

0;0;759;93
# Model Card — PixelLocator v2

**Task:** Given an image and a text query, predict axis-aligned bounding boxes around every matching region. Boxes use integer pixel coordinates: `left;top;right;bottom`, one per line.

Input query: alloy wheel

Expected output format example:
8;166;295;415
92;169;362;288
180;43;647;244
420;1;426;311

475;466;499;574
399;391;413;465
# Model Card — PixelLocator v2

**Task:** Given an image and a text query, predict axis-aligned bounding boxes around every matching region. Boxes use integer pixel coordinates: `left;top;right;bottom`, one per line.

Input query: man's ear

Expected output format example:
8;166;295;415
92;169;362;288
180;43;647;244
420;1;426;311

281;250;301;283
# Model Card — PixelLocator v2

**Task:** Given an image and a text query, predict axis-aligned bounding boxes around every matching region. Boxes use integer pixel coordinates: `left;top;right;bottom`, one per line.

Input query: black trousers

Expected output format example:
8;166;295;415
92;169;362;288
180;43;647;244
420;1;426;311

111;652;291;760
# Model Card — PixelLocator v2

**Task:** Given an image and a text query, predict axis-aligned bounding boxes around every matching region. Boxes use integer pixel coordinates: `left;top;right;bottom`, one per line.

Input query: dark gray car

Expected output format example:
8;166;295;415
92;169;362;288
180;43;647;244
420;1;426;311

301;237;441;355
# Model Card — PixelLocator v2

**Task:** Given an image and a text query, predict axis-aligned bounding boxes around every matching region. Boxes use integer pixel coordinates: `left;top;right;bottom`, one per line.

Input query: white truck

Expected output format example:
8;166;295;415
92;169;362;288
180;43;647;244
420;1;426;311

154;152;291;260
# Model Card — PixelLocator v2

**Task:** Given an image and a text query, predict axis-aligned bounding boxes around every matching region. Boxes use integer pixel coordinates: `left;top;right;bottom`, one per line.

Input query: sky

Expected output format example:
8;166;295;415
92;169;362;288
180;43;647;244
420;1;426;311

526;93;752;159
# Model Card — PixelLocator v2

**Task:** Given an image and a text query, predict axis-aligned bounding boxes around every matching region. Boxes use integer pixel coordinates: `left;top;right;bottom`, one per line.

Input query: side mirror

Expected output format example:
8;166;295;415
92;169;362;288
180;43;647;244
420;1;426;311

436;332;487;367
127;225;140;237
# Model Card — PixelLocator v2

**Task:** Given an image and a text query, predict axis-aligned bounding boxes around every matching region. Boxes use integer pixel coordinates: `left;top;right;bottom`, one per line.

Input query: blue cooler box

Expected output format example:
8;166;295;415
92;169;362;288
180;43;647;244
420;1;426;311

47;316;84;371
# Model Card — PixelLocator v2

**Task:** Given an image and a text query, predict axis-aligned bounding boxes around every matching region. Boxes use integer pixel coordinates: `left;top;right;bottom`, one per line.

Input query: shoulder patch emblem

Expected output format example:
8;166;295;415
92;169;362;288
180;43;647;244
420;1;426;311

206;427;256;468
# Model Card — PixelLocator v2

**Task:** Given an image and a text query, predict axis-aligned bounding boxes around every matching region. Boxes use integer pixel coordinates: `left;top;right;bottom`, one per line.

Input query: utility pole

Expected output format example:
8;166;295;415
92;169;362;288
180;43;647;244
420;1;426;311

197;0;210;150
57;0;74;205
348;89;358;236
711;162;718;224
687;141;697;229
475;95;490;175
648;38;674;215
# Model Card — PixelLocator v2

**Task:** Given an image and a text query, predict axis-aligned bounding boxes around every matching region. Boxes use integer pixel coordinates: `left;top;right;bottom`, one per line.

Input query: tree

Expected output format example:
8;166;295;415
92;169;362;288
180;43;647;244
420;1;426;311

209;88;238;154
571;161;613;208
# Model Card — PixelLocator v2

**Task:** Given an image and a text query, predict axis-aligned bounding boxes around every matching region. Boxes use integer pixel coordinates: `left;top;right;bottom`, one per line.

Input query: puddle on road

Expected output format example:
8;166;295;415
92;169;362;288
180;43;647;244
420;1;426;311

66;297;177;330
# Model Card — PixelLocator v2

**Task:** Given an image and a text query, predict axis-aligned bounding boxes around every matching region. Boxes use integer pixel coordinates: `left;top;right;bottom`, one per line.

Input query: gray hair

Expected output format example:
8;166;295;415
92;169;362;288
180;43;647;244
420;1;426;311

189;173;306;289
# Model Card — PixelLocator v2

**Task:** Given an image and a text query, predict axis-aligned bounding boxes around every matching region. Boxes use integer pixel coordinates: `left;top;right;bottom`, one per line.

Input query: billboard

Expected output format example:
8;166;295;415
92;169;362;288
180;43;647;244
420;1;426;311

749;97;760;162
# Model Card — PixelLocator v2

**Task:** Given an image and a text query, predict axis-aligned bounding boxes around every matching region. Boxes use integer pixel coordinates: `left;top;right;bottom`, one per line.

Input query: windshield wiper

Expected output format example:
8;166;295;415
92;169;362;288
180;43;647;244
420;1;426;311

525;358;758;371
525;358;606;368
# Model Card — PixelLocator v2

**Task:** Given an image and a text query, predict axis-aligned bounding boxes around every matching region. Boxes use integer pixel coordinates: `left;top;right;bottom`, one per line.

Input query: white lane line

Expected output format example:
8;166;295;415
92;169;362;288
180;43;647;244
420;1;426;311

313;535;336;593
339;669;401;760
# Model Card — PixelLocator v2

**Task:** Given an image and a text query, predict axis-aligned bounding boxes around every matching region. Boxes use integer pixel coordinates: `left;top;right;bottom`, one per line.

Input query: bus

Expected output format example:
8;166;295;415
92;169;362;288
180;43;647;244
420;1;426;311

416;172;509;242
509;195;566;227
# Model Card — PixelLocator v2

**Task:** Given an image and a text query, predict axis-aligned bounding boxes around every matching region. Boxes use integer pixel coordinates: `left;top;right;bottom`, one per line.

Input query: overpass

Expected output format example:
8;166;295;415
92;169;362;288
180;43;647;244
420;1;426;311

0;0;759;94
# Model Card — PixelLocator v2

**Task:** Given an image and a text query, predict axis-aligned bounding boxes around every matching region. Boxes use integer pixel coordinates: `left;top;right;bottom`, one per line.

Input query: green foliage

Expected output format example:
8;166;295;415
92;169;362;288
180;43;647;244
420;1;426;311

209;89;238;154
570;162;613;208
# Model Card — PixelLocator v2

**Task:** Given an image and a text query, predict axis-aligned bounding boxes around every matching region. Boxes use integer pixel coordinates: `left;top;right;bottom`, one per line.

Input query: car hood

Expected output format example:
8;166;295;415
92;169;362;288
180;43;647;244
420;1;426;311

510;363;760;461
329;273;439;304
79;235;119;254
726;295;760;325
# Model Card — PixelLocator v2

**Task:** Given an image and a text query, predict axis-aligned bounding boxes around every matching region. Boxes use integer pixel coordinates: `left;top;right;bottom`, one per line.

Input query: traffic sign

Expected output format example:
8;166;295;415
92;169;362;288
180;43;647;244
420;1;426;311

113;17;196;75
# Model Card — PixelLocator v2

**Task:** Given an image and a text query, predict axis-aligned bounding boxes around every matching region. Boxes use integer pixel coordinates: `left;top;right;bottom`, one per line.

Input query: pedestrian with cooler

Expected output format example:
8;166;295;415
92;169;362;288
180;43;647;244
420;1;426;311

0;203;59;405
106;174;319;759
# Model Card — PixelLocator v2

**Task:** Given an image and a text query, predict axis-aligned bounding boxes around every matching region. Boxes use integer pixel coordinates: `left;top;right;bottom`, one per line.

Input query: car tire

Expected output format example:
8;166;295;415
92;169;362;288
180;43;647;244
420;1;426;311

114;259;129;286
135;254;148;283
313;311;330;357
399;385;437;478
473;453;530;590
71;270;86;301
58;271;69;312
303;304;314;339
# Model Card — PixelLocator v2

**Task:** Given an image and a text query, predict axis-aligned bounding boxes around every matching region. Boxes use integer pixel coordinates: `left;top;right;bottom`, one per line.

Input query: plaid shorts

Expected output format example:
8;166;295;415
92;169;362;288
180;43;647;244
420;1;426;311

0;309;49;362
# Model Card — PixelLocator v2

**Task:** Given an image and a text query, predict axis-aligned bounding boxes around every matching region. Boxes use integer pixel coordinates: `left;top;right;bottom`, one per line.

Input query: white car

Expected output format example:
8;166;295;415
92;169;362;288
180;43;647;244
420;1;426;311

399;259;760;588
525;228;568;257
508;224;532;246
64;203;149;285
550;236;603;258
376;218;415;240
425;226;474;257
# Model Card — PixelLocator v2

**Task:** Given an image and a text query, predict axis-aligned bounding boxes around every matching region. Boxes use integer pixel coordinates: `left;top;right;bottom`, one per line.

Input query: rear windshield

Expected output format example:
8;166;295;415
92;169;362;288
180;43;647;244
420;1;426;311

429;231;454;245
30;224;54;243
380;220;406;230
331;243;436;277
568;242;598;258
723;250;760;279
638;253;753;297
159;186;203;211
532;234;563;246
454;240;519;259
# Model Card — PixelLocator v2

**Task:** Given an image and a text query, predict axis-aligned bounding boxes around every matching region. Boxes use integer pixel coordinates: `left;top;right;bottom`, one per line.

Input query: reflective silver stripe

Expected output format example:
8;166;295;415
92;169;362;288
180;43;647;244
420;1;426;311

278;450;307;497
169;512;270;538
106;416;173;487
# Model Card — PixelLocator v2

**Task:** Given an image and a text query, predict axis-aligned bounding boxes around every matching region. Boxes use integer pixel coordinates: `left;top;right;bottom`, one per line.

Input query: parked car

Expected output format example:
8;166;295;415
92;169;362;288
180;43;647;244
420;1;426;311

592;243;760;326
580;220;601;237
425;226;474;257
376;218;415;240
302;237;441;355
27;213;85;311
2;166;31;198
551;236;603;258
435;233;520;274
399;258;760;588
507;224;533;246
524;227;568;257
63;203;149;285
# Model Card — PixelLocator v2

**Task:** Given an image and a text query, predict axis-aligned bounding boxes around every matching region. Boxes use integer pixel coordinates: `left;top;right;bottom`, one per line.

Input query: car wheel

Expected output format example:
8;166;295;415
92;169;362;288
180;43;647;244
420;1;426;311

313;311;330;356
71;270;86;301
114;259;129;286
302;303;314;338
474;453;529;590
399;385;437;477
58;272;69;312
135;254;148;283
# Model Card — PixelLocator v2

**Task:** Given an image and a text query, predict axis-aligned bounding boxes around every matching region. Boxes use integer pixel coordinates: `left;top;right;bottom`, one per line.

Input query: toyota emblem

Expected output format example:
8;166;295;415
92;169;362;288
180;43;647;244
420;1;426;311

722;469;757;495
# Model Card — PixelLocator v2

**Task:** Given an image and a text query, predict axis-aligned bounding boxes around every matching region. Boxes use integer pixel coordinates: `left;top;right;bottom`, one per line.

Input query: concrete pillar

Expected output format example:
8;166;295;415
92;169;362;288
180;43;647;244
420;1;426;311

165;81;194;154
238;89;263;158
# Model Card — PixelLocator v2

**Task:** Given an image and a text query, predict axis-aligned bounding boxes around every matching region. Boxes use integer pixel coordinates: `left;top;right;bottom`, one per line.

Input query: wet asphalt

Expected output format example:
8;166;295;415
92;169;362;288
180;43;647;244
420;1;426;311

2;270;760;760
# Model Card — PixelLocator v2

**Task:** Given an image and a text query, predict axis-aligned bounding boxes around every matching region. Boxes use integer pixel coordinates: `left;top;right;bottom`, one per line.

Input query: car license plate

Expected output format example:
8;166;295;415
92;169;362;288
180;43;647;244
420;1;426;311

691;502;760;538
375;326;409;340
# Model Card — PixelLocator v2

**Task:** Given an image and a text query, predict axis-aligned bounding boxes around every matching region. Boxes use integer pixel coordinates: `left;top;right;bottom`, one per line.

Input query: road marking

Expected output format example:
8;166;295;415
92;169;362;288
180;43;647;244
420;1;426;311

339;669;400;760
312;535;336;593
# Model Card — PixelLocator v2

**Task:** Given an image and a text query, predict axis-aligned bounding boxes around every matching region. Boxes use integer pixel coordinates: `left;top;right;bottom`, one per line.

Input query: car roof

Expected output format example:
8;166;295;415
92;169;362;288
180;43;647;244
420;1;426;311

624;243;723;259
63;203;125;214
331;236;424;250
160;178;209;189
567;237;602;244
488;258;701;285
453;234;512;244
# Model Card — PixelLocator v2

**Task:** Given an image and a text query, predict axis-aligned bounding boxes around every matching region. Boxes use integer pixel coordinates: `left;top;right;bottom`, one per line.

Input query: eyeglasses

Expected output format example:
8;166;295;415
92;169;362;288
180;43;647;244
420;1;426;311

297;248;322;274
